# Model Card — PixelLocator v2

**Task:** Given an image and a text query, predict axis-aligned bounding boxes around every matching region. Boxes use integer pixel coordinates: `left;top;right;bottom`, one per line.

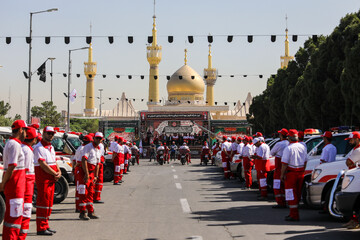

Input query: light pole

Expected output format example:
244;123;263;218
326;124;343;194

67;47;89;132
48;58;56;103
98;89;103;117
27;8;58;124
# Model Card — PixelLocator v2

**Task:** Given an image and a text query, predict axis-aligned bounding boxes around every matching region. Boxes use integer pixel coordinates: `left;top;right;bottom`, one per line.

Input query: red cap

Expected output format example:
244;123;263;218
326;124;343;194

43;126;56;133
164;143;166;145
321;131;332;139
89;133;95;137
37;133;42;141
114;135;119;140
30;123;40;130
345;131;360;140
83;135;93;142
25;127;37;139
237;136;243;141
298;131;304;139
133;142;136;145
12;120;28;130
123;139;127;143
278;128;288;136
231;136;236;141
222;136;227;140
288;129;298;137
255;132;263;137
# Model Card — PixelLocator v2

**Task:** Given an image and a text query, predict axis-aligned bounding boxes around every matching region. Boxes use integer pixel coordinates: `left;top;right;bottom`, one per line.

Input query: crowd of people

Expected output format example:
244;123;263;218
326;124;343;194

144;131;209;146
0;119;141;239
214;129;360;228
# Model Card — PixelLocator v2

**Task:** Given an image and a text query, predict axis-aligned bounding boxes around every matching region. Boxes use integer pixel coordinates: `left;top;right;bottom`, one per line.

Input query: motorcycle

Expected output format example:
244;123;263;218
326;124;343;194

131;155;136;165
157;150;164;165
180;154;186;165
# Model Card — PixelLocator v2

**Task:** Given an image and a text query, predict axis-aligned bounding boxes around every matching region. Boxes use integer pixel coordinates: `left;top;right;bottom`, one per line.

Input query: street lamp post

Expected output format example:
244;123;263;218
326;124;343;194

27;8;58;124
66;47;89;132
98;89;103;117
48;58;56;103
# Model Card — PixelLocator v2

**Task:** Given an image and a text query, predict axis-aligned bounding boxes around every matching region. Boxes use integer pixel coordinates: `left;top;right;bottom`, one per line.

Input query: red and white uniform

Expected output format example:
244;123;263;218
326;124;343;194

74;144;85;211
109;140;117;152
131;145;140;164
242;143;254;188
19;143;35;239
255;143;270;197
124;144;131;173
34;140;58;232
270;140;289;206
347;145;360;167
281;142;307;220
221;141;232;178
320;143;337;163
179;145;190;163
78;143;101;214
113;143;124;183
94;143;105;201
231;141;238;159
2;138;26;239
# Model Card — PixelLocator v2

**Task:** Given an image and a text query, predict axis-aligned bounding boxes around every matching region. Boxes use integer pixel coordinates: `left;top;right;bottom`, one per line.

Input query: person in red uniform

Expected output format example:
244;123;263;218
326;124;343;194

33;126;61;235
19;127;37;239
212;141;221;165
270;128;289;208
200;141;211;165
74;135;93;212
163;143;170;164
0;120;27;239
281;129;308;221
78;132;103;220
241;136;254;190
251;137;270;200
221;136;232;179
112;137;124;185
94;139;105;204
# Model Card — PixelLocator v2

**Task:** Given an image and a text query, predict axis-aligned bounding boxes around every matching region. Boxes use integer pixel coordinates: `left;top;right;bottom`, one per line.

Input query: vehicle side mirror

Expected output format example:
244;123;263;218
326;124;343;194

63;133;68;140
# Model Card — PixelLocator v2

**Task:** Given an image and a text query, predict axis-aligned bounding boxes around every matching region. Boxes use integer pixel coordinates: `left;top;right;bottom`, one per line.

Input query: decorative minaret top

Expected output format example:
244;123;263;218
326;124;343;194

280;15;294;69
84;43;97;116
147;0;162;107
203;44;218;106
184;49;188;65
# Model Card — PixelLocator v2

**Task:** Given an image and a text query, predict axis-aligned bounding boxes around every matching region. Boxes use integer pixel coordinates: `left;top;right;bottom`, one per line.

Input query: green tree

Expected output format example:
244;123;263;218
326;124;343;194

31;101;63;127
0;100;11;116
70;118;99;133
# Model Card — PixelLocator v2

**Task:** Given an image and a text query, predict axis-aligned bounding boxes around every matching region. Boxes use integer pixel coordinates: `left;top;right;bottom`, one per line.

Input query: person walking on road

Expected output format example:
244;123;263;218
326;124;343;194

34;126;61;235
281;129;308;221
0;120;27;239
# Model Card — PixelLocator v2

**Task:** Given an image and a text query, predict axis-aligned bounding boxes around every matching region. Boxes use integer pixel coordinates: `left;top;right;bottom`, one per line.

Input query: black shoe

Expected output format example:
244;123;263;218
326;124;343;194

79;212;90;220
113;182;121;185
47;228;56;233
272;205;287;209
124;173;128;175
37;230;53;236
285;216;299;221
94;200;104;204
88;212;100;219
119;180;124;183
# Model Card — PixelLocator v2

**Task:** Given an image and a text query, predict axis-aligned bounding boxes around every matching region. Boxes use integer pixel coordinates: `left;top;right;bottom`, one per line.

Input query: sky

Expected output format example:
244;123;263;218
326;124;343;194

1;0;360;119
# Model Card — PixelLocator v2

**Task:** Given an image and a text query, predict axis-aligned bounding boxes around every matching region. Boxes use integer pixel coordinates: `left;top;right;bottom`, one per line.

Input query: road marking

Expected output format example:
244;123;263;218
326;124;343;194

180;198;191;213
172;169;176;172
174;175;178;179
190;236;203;240
175;183;182;189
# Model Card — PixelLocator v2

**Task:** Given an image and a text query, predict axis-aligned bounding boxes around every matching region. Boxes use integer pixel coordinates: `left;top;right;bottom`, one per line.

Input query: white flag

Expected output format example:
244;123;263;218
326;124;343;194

70;89;77;103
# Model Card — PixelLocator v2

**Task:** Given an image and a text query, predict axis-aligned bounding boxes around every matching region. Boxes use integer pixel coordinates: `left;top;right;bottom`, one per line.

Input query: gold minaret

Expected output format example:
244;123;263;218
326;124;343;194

147;0;162;107
280;15;294;69
84;43;97;116
204;44;217;106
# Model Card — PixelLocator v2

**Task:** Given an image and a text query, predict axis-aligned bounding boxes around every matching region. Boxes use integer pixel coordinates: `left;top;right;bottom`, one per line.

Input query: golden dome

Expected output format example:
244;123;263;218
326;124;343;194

167;65;205;97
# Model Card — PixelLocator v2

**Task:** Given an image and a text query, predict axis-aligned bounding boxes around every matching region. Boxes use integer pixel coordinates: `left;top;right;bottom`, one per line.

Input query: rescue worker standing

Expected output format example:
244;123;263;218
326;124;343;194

78;132;103;220
19;127;37;239
251;137;270;200
320;131;337;164
94;139;105;204
0;120;27;239
281;129;308;221
34;126;61;235
221;137;232;179
242;136;254;190
270;128;289;208
112;137;124;185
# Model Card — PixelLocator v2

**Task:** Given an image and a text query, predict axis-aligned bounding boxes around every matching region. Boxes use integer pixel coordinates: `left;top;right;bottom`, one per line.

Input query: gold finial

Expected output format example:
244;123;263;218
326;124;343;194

208;44;211;55
184;49;188;65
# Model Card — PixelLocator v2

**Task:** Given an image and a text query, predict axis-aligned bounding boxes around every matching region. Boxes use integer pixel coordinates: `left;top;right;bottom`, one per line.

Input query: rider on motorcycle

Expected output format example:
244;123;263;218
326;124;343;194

163;143;170;164
200;141;211;165
170;141;178;161
211;141;221;165
156;142;165;164
179;142;191;164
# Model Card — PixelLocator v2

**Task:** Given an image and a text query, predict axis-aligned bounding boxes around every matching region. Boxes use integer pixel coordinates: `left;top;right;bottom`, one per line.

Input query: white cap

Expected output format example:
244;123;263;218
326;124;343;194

259;137;265;142
227;137;231;141
253;138;260;144
43;126;56;133
183;142;186;145
95;132;104;138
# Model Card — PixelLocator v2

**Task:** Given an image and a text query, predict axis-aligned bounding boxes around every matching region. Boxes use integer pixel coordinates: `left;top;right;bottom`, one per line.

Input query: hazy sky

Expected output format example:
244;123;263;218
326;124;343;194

1;0;359;119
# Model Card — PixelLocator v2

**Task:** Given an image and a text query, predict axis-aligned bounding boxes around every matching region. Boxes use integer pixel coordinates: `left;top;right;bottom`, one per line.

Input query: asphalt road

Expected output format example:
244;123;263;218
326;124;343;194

2;159;360;239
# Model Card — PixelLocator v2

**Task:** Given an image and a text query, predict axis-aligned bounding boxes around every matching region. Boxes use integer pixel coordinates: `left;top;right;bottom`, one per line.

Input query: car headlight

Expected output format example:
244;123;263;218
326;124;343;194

342;175;354;190
311;169;322;181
